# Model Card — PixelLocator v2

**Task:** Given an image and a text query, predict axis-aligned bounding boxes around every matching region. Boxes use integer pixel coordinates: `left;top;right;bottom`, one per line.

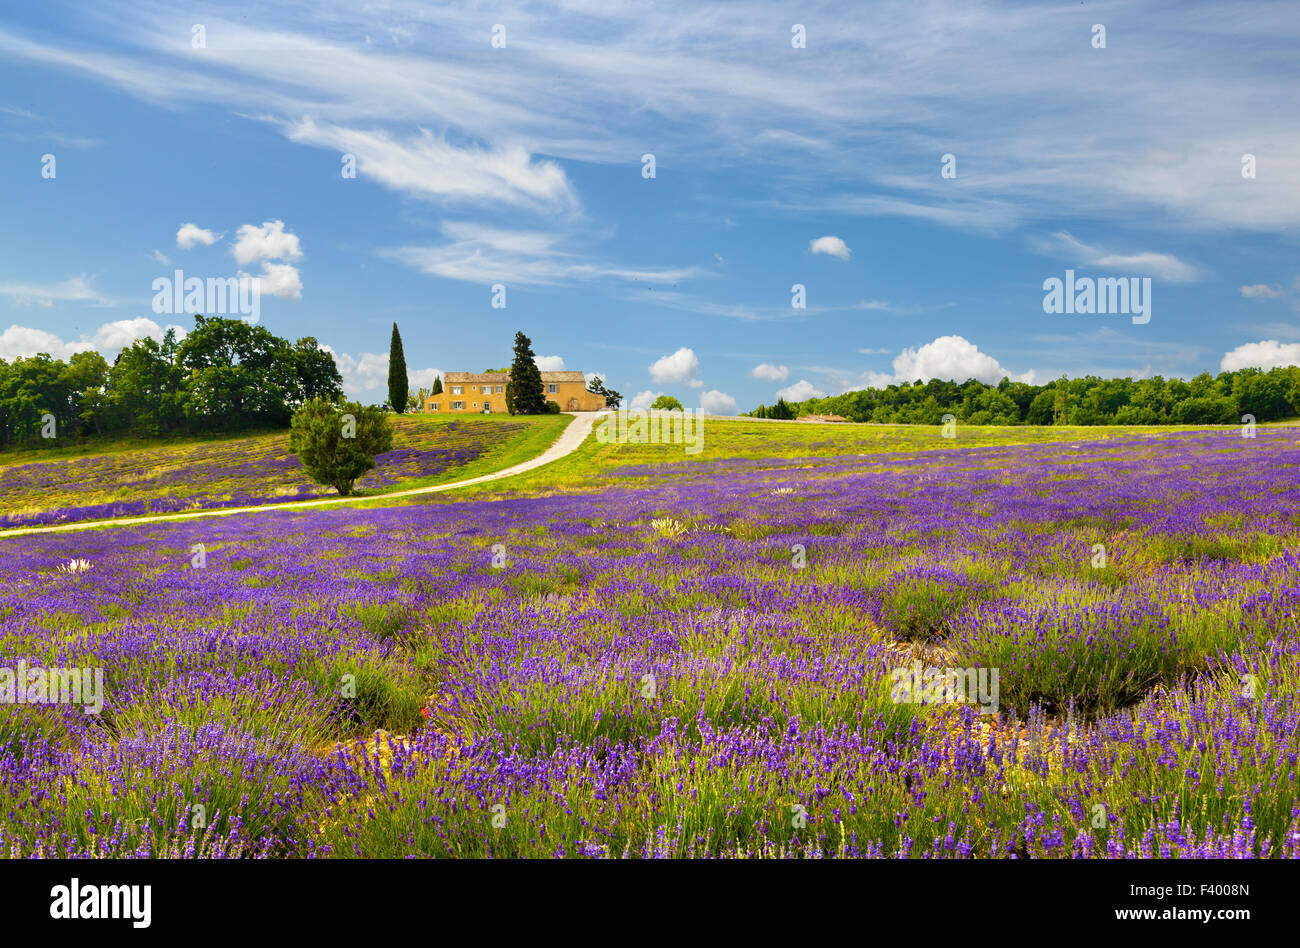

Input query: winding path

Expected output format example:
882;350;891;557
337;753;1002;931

0;411;609;539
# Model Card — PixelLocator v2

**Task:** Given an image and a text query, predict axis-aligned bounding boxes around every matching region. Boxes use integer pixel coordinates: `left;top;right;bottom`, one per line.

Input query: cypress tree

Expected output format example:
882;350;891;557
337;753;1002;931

508;331;546;414
388;323;408;413
431;375;443;396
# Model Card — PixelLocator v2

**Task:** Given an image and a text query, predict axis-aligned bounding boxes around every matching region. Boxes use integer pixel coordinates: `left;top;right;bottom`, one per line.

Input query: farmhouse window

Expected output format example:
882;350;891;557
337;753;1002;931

451;401;464;410
451;386;463;395
547;383;558;393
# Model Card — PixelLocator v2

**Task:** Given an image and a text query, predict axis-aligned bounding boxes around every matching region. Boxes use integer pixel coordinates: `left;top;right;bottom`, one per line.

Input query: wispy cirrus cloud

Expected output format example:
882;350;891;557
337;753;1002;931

382;222;705;287
1035;232;1201;283
0;275;110;307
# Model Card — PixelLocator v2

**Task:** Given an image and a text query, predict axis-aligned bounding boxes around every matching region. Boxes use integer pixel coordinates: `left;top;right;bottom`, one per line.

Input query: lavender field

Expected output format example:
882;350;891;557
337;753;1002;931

0;414;562;529
2;422;1297;858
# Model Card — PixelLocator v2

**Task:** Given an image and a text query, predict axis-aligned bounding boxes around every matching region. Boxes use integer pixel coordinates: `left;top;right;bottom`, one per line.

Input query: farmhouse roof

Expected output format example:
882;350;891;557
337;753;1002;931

442;370;587;384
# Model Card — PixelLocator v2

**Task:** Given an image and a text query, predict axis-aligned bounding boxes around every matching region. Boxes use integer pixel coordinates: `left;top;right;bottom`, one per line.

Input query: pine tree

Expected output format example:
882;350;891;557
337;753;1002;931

431;375;443;396
508;331;546;414
388;323;408;413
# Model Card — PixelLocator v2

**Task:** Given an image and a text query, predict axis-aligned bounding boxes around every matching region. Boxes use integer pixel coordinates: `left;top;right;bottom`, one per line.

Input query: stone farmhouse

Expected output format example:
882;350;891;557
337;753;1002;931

422;371;606;414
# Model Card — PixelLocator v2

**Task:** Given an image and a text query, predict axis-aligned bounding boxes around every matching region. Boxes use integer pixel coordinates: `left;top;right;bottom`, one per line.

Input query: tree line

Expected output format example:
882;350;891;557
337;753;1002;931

747;367;1300;426
0;315;343;448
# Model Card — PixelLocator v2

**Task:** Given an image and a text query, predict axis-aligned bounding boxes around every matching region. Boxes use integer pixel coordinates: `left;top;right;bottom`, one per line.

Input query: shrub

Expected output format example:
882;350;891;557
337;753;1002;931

650;395;684;412
289;398;393;496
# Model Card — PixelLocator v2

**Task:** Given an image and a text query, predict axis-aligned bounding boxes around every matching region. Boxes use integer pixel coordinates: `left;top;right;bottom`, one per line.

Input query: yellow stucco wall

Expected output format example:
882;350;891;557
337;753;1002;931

422;376;605;413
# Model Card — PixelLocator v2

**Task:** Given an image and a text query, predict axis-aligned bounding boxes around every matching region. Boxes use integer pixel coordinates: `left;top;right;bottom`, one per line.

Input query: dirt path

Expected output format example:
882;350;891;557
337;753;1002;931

0;411;609;539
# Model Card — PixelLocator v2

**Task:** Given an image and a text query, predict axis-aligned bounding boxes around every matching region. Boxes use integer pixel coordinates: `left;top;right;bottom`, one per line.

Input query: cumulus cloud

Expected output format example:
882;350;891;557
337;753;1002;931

892;334;1036;385
150;249;171;265
776;379;826;401
0;325;91;361
240;261;303;299
322;345;439;398
750;362;789;381
700;390;738;414
1240;284;1283;299
1220;340;1300;372
176;223;220;249
91;317;185;352
408;367;444;389
231;220;302;265
648;347;700;385
628;389;662;411
321;348;387;395
535;355;566;371
0;318;184;361
809;236;851;261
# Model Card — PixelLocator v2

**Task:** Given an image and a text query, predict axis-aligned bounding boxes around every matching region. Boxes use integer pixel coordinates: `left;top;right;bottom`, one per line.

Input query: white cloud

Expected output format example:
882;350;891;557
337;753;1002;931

535;355;566;371
285;117;578;213
1220;340;1300;372
322;348;389;396
150;249;171;265
322;345;440;397
648;347;700;385
809;236;851;261
0;275;107;307
241;261;303;299
750;362;789;381
700;390;737;414
776;379;825;402
231;220;302;265
384;222;703;287
583;370;608;387
91;317;183;353
10;4;1300;236
0;325;92;360
857;347;891;354
176;223;220;249
1043;232;1199;283
0;318;184;361
892;334;1036;385
408;367;444;389
1240;284;1283;299
628;389;662;411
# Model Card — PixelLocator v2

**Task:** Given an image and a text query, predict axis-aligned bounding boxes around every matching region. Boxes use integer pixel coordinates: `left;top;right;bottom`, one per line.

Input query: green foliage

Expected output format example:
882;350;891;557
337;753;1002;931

431;375;444;396
288;398;393;496
586;375;622;409
545;400;561;414
508;331;546;414
650;394;684;412
745;366;1300;426
388;323;408;414
0;317;344;451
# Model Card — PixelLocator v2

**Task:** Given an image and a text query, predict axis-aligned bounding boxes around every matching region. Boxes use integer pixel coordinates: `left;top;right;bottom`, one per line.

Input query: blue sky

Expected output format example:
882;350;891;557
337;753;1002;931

2;0;1299;411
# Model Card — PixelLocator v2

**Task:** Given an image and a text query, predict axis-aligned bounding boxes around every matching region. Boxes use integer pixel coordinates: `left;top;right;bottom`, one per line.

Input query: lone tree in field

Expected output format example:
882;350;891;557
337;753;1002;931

388;323;408;413
289;398;393;496
508;331;546;415
650;394;684;412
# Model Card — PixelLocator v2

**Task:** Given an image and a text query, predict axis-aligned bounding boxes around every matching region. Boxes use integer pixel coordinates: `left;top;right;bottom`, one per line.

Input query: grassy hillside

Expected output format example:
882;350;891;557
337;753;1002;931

452;417;1265;495
0;413;569;527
